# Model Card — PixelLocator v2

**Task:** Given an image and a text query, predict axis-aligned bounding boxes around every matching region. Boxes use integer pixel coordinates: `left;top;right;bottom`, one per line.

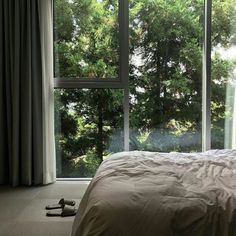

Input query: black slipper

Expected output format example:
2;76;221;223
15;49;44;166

45;198;76;210
46;205;77;217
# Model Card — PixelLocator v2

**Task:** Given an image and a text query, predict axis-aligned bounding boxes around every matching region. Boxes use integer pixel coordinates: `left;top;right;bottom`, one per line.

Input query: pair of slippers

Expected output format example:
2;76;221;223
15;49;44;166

45;198;77;217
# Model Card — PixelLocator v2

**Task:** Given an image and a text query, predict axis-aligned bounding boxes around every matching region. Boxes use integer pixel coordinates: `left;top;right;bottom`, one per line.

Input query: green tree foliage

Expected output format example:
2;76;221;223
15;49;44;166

54;0;236;177
55;88;124;177
55;0;119;78
129;0;204;151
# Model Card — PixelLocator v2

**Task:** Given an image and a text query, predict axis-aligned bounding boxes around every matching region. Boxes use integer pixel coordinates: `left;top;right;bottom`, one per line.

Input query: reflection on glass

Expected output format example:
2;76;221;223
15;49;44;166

211;0;236;148
129;0;203;152
54;0;119;78
55;89;124;177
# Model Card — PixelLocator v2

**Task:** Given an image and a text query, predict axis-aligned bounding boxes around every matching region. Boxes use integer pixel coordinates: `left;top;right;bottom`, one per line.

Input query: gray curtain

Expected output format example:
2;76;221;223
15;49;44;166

0;0;50;186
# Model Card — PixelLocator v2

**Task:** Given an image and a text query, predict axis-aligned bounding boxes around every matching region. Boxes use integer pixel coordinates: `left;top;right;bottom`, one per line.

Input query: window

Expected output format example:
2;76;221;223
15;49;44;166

54;0;236;178
54;0;128;177
55;88;124;177
129;0;204;152
54;0;128;88
211;0;236;149
54;0;119;79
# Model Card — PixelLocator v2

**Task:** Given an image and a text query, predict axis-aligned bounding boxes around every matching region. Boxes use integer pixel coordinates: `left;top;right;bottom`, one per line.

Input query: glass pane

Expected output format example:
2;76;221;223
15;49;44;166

55;89;124;177
129;0;203;152
54;0;119;79
211;0;236;149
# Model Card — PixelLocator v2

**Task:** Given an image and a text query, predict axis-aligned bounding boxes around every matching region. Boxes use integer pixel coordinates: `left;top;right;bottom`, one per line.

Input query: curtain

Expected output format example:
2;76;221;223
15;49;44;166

38;0;56;184
225;76;236;149
0;0;56;186
224;5;236;150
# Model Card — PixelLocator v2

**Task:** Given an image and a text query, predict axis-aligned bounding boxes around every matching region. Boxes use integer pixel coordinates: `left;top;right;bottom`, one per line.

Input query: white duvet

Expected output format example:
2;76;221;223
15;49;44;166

71;150;236;236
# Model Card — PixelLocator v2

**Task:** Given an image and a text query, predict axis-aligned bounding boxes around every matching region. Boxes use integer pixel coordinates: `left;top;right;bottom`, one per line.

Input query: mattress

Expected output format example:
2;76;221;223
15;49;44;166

71;150;236;236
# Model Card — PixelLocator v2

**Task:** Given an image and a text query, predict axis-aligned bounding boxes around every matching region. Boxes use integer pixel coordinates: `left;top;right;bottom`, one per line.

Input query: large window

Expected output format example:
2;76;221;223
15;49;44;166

54;0;236;178
129;0;203;152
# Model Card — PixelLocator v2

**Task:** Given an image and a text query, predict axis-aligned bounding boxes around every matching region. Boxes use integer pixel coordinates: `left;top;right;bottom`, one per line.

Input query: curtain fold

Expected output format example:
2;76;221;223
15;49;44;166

0;0;56;186
225;76;236;149
38;0;56;184
0;1;8;184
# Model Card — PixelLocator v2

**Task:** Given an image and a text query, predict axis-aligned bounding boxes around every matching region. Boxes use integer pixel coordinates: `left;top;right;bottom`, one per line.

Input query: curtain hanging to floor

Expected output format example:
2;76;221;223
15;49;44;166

225;76;236;149
224;5;236;150
0;0;56;186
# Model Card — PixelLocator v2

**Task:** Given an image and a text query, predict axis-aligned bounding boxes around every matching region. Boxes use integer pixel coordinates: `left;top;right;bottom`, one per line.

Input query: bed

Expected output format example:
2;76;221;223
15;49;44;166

71;150;236;236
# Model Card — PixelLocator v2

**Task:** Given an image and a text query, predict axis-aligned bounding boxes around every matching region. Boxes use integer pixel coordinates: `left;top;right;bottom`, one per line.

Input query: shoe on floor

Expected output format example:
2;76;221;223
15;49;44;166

46;205;77;217
45;198;76;210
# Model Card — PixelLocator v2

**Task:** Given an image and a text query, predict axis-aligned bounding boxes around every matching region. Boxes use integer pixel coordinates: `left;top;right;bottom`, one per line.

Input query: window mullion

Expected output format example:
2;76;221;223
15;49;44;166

202;0;212;151
119;0;129;151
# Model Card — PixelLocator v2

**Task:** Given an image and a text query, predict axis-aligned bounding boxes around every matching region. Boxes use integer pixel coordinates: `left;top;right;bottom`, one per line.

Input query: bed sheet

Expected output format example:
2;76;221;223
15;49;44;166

71;150;236;236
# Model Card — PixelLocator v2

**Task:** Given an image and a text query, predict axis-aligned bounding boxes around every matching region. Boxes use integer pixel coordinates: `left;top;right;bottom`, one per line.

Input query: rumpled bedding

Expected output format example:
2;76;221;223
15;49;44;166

71;150;236;236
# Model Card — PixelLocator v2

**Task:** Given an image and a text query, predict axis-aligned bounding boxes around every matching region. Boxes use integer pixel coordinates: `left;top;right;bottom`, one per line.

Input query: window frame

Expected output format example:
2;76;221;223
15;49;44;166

54;0;212;153
202;0;212;151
